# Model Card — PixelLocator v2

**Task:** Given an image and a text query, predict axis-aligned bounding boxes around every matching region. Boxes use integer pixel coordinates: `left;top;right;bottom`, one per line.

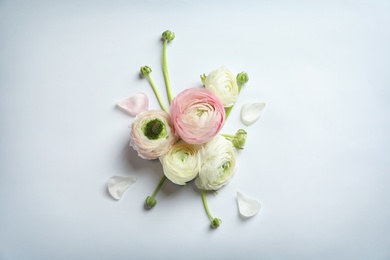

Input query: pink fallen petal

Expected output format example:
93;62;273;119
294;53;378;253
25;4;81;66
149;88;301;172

117;92;149;116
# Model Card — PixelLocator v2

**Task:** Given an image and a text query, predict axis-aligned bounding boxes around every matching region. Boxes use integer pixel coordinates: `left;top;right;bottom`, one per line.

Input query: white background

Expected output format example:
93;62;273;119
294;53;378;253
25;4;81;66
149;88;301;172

1;0;389;259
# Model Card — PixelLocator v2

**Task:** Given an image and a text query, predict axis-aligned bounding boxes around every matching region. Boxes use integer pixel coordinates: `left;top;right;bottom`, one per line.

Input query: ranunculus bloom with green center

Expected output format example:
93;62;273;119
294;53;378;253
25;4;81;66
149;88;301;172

130;110;178;160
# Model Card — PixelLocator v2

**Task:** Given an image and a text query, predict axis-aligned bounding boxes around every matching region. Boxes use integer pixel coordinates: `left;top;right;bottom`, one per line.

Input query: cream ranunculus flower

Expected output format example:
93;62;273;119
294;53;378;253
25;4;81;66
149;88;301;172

130;110;179;160
160;141;200;185
195;135;237;190
204;67;239;107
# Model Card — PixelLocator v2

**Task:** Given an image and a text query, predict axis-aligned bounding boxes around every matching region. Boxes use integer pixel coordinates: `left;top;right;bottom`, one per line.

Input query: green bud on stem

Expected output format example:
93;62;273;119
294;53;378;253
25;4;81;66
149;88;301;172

232;129;247;150
201;190;222;229
211;218;222;228
145;196;157;208
200;73;207;85
162;30;175;42
237;71;249;86
145;176;167;210
222;129;248;150
139;65;168;113
140;66;152;77
161;30;175;103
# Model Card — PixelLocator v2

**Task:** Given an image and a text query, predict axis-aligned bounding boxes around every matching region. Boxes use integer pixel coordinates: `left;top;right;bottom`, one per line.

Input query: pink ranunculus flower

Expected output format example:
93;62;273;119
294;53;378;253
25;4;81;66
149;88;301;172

170;88;225;144
130;110;179;160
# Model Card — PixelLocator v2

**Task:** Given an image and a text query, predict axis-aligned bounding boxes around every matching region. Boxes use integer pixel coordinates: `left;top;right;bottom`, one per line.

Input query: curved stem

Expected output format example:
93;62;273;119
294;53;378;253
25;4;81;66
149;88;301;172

146;75;168;113
152;175;167;198
162;40;173;103
145;175;167;208
201;190;214;221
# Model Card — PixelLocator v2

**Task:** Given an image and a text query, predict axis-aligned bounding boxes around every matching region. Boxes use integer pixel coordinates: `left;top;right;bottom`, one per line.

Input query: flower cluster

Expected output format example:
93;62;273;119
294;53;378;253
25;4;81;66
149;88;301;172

111;30;264;228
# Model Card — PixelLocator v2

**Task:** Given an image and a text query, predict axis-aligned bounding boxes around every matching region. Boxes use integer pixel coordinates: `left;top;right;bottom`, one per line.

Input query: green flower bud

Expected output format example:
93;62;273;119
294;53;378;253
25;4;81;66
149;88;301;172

237;72;249;85
140;66;152;77
162;30;175;42
145;196;157;208
200;73;207;85
211;218;222;228
232;129;247;150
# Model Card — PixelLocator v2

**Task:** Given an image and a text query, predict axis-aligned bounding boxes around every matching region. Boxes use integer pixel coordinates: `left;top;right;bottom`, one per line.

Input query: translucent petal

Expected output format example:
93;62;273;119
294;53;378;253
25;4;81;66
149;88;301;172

237;191;261;217
117;92;149;116
240;102;266;126
107;176;137;200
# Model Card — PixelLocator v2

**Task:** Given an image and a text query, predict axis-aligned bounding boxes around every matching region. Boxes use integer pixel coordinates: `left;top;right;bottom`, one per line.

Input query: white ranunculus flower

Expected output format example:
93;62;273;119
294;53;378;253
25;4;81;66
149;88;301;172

195;135;237;190
160;141;200;185
204;67;239;107
130;110;179;160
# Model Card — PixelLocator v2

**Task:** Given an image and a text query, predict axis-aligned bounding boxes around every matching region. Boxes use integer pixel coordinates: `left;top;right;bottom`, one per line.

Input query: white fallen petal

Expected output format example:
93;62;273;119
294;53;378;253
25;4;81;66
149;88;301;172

237;191;261;217
108;176;137;200
240;102;266;126
117;92;149;116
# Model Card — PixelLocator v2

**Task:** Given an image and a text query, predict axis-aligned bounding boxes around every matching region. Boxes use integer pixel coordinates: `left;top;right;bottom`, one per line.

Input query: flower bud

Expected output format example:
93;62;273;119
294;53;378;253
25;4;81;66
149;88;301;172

211;218;222;228
236;72;249;85
162;30;175;42
140;66;152;77
200;73;207;84
145;196;157;208
232;129;247;150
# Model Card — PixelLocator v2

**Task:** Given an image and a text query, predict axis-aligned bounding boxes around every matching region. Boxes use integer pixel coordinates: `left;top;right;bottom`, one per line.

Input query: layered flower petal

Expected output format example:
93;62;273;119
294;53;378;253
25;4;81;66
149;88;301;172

170;88;225;145
117;92;149;116
241;102;266;126
160;141;200;185
108;176;137;200
237;192;261;217
195;135;237;190
130;110;179;160
204;67;239;107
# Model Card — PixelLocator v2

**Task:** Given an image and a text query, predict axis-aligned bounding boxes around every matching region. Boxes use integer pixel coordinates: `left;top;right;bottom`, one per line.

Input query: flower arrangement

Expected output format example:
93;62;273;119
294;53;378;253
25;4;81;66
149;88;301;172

109;30;265;228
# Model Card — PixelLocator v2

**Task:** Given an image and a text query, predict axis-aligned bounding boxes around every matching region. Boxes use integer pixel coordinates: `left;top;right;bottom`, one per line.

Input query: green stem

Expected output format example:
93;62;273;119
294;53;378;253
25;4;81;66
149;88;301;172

201;190;214;221
162;40;173;103
152;175;167;198
201;190;222;228
221;134;235;140
145;175;167;208
146;75;169;113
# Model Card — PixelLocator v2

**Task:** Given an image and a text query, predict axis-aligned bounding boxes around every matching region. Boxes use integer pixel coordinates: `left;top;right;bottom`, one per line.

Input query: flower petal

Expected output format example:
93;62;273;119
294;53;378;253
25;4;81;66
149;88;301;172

237;191;261;217
240;102;266;126
107;176;137;200
117;92;149;116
